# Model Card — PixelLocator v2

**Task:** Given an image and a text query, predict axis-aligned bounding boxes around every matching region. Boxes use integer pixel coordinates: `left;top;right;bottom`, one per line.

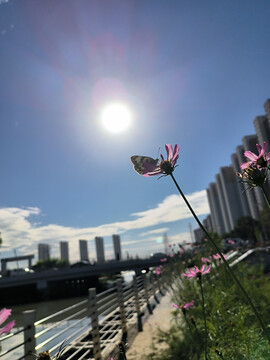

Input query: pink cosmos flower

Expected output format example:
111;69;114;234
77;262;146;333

173;300;194;310
160;258;167;262
0;308;15;335
155;266;162;275
183;265;211;279
201;256;212;263
241;142;270;170
228;239;235;244
212;253;227;261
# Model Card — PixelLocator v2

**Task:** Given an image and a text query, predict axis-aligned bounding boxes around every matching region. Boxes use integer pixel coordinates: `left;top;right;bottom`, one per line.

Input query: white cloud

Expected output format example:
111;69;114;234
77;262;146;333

0;0;9;4
139;227;169;237
0;190;209;262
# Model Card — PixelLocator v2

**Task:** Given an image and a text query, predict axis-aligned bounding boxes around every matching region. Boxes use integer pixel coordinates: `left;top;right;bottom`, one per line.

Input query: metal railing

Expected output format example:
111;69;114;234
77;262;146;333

0;271;164;360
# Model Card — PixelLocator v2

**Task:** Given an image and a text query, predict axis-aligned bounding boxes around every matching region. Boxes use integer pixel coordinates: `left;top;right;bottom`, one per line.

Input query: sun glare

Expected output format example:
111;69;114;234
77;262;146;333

101;103;132;133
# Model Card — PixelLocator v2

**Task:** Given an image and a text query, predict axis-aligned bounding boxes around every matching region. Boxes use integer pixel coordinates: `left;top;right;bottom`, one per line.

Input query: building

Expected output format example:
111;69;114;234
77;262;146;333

79;239;89;262
194;227;204;243
38;243;50;261
206;182;226;235
203;215;213;234
219;166;247;230
60;241;69;262
205;99;270;236
95;237;105;263
112;234;122;261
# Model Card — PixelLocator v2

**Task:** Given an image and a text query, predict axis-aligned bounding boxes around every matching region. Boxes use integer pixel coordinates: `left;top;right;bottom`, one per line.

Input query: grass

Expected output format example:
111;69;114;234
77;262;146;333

146;249;270;360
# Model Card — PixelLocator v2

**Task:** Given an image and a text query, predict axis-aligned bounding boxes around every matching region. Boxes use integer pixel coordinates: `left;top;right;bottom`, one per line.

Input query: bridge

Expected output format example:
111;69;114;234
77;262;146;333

0;257;163;305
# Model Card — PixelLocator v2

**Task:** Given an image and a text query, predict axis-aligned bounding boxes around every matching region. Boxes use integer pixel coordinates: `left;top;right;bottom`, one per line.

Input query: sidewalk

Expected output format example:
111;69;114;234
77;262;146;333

126;292;173;360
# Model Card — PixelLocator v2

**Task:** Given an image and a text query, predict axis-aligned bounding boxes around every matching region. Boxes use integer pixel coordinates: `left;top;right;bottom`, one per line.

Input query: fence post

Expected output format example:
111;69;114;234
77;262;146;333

150;271;160;304
156;271;164;296
116;279;127;341
23;310;36;360
89;288;102;360
133;275;143;332
143;273;152;314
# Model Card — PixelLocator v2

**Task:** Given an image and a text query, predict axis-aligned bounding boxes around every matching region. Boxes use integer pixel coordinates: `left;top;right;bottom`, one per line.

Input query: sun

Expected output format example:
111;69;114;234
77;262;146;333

101;103;132;133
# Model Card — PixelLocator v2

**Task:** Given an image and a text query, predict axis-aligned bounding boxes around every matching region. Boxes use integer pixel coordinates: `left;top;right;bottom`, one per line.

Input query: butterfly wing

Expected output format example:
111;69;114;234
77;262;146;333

130;156;159;175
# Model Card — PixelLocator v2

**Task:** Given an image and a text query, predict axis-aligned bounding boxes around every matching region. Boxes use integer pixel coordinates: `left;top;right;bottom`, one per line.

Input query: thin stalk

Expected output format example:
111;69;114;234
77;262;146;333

183;311;201;359
261;185;270;208
183;311;193;337
170;173;270;342
199;278;208;360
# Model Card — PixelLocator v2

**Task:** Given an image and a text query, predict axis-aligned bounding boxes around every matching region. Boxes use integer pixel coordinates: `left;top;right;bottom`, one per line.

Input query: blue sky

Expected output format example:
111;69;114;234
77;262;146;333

0;0;270;264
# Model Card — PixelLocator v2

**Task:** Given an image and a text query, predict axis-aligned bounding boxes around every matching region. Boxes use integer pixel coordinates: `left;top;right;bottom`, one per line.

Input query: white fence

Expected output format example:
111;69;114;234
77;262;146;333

0;272;165;360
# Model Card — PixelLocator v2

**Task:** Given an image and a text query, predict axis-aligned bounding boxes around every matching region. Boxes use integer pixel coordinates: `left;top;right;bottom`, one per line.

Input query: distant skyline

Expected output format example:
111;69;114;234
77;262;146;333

0;0;270;264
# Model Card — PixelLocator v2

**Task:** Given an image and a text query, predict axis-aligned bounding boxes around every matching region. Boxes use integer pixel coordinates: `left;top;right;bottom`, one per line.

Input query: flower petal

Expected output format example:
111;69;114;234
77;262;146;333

0;309;12;326
0;320;15;335
165;144;173;161
244;151;258;161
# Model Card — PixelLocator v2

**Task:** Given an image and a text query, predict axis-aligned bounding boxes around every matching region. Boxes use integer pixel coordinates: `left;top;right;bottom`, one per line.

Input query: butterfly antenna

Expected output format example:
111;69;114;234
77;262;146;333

156;147;161;159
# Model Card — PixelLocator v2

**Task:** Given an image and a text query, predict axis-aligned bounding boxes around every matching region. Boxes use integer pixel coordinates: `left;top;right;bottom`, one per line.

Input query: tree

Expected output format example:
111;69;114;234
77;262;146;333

32;258;69;271
260;206;270;241
231;216;261;245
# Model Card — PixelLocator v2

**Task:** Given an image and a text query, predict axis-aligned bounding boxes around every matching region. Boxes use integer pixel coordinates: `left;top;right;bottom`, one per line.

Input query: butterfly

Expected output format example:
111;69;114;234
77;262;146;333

130;155;159;176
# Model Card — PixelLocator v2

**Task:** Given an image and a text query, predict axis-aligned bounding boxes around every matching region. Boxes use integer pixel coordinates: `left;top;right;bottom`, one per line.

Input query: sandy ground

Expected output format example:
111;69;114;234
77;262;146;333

126;292;173;360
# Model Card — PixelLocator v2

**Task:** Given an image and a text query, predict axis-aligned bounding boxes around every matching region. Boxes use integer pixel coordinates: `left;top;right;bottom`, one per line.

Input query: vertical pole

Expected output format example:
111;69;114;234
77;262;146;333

89;288;102;360
156;271;164;296
23;310;36;360
116;279;127;341
143;273;152;314
133;275;143;332
150;271;160;304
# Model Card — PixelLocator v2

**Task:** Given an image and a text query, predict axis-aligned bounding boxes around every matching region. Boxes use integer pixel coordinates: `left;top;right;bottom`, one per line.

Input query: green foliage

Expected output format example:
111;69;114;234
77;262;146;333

147;253;270;360
229;216;261;245
32;258;69;270
260;206;270;240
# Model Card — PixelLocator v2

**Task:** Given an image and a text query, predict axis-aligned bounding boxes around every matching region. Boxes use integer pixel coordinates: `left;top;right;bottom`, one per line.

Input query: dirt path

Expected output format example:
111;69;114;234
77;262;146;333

126;292;173;360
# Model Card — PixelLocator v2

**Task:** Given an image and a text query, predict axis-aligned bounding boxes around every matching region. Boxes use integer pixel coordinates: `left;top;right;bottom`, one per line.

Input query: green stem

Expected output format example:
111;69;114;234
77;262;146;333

199;278;208;360
183;311;193;337
170;173;270;342
261;185;270;208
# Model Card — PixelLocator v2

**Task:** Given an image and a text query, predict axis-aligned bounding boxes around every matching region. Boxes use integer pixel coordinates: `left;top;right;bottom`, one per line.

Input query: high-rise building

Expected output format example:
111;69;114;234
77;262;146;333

230;152;251;217
206;183;225;235
264;99;270;122
79;239;89;262
38;243;50;261
194;227;204;243
95;237;105;263
112;234;122;261
254;115;270;146
203;215;213;233
205;99;270;235
219;166;247;230
60;241;69;262
163;233;169;253
242;135;265;214
215;173;231;233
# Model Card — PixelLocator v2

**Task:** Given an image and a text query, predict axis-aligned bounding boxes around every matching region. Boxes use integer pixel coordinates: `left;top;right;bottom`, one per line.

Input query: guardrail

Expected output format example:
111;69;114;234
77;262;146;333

0;272;165;360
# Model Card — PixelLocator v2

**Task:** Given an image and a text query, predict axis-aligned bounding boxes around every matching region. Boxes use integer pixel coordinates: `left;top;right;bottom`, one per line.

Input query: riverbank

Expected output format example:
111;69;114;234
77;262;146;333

126;291;173;360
